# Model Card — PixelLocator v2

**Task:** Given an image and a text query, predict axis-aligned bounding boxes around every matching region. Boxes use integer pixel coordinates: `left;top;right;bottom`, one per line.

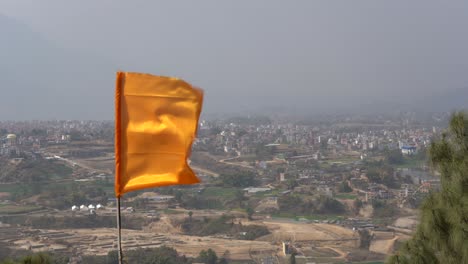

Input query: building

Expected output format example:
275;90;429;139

401;146;417;155
6;134;17;146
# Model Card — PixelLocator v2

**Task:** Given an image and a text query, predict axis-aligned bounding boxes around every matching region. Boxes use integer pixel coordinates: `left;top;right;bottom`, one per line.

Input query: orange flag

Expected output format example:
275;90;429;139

115;72;203;197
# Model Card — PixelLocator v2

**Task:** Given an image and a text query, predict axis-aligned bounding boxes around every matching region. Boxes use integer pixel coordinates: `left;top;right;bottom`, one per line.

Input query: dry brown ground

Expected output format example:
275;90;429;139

393;216;418;229
75;157;114;172
370;236;398;255
359;204;374;218
5;215;366;261
259;221;356;242
10;227;277;260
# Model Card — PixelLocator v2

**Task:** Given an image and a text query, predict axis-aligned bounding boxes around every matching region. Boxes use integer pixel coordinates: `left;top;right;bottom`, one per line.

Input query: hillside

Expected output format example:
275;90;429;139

0;157;72;183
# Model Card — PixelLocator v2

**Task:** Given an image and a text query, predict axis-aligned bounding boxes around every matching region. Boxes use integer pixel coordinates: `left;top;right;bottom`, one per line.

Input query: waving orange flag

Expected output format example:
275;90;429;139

115;72;203;197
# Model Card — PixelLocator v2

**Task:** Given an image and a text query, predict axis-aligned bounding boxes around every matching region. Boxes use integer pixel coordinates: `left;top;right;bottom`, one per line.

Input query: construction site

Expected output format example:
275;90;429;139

0;204;415;263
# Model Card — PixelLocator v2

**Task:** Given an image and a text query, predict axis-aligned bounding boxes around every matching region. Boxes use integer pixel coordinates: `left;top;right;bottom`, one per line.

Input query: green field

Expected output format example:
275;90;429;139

396;156;427;169
271;212;345;222
252;189;280;198
341;261;385;264
335;193;357;200
0;183;24;193
329;157;359;164
162;209;185;215
202;187;238;199
0;204;43;214
0;180;76;193
92;180;115;193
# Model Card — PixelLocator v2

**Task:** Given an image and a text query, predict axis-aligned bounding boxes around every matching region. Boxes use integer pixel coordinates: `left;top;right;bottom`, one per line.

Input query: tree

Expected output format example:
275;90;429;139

366;166;400;189
126;246;189;264
289;252;297;264
246;206;254;220
372;199;397;218
234;189;245;208
286;179;298;190
188;211;193;222
255;143;275;160
219;172;257;188
385;149;404;165
387;112;468;264
219;250;230;264
353;198;363;215
21;252;53;264
358;229;372;249
175;190;183;203
198;249;218;264
339;181;353;193
107;251;118;264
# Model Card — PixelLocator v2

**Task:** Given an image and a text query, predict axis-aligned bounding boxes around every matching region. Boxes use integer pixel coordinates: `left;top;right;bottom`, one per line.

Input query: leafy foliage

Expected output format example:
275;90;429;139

218;171;257;188
353;198;363;215
181;195;223;210
372;200;398;218
385;149;404;165
197;248;218;264
0;252;63;264
289;253;296;264
278;194;345;215
79;247;191;264
387;112;468;264
255;142;276;160
246;206;254;220
338;181;353;193
0;158;72;183
366;166;400;189
358;229;372;249
180;215;269;240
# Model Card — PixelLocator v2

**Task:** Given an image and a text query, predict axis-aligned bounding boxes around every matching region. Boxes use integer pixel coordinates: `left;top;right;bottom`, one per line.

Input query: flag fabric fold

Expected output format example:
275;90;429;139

115;72;203;197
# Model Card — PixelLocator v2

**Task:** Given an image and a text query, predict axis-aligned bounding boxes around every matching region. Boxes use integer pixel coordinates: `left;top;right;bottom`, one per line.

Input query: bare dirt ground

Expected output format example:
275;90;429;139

8;227;278;260
370;236;398;255
259;220;357;243
254;197;279;213
75;157;114;172
191;166;220;177
359;204;373;218
3;213;366;261
393;216;419;230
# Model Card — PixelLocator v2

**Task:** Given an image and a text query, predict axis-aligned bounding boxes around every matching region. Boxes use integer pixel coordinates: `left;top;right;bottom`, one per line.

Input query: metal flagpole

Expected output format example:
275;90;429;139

117;196;123;264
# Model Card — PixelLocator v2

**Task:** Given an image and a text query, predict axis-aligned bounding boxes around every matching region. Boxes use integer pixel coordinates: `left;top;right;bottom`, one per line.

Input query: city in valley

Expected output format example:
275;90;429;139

0;112;445;263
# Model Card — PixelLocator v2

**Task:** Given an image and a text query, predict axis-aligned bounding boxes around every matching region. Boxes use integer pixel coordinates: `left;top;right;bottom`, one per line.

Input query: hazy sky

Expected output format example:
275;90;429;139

1;1;468;120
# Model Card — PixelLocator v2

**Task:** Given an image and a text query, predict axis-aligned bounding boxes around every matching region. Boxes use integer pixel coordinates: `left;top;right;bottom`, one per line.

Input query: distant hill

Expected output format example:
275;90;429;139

0;15;115;120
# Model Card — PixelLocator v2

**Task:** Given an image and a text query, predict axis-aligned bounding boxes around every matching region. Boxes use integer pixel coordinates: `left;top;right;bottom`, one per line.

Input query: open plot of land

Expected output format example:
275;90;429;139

4;227;278;260
0;204;43;214
0;207;399;263
75;157;114;172
393;216;418;230
370;236;398;255
259;220;357;243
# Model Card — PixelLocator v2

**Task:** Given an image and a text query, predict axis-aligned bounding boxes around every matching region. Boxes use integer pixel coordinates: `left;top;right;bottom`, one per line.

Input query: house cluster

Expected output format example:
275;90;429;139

0;120;113;157
195;117;438;161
